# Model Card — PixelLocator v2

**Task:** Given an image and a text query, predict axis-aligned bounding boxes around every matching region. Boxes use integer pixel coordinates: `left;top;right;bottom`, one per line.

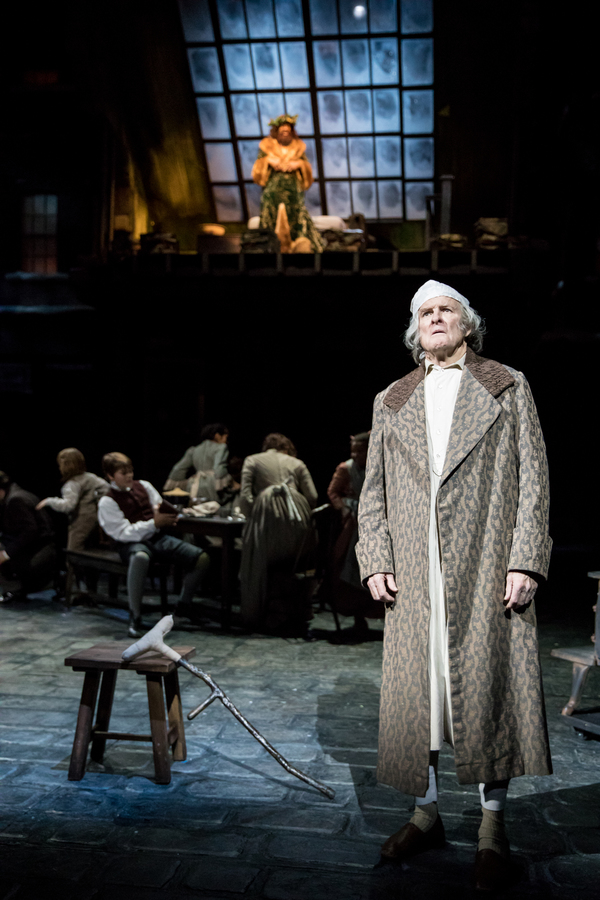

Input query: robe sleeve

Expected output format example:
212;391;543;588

251;150;270;187
296;155;313;191
507;372;552;579
239;457;256;517
296;462;318;509
166;446;195;486
356;392;395;582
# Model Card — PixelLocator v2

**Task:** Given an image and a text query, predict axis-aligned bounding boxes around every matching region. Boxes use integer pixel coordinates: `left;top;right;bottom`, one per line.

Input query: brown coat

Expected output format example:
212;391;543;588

356;349;552;796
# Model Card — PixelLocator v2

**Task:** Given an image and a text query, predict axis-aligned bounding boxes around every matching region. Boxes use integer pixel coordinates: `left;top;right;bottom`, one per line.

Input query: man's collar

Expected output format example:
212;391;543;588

384;348;515;412
424;351;467;375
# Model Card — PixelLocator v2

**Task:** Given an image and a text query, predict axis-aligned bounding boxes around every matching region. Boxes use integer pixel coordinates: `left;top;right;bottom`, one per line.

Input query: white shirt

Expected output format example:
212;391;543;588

97;480;162;543
423;350;466;750
424;352;466;476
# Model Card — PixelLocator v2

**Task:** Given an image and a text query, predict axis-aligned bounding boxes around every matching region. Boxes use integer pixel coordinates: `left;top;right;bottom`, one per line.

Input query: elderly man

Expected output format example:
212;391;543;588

357;280;551;889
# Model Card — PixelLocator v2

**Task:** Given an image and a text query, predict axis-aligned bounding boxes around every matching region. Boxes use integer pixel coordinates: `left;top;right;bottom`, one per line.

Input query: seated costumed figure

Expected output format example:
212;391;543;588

251;114;323;253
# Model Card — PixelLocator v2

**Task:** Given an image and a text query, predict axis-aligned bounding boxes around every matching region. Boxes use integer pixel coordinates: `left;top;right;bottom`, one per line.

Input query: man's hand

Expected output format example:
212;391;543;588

36;499;48;510
366;572;398;602
153;506;178;530
504;571;538;610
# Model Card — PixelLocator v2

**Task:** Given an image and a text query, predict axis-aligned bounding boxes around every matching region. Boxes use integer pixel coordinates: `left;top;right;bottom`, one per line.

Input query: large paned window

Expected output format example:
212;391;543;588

179;0;433;223
22;195;58;274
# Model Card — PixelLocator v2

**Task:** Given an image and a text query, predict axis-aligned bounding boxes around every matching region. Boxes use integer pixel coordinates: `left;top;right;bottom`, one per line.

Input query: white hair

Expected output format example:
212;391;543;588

403;303;485;364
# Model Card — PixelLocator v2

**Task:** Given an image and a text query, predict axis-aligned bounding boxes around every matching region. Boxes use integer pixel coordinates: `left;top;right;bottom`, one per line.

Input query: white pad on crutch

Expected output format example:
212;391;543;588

122;615;181;663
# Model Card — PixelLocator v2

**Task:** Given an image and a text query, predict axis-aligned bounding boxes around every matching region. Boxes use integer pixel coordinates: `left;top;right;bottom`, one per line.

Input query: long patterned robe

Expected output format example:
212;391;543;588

251;137;323;252
356;348;553;797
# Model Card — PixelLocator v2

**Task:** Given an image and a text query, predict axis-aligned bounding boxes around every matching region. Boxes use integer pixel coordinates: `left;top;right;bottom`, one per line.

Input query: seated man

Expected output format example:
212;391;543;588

98;452;209;637
0;471;57;603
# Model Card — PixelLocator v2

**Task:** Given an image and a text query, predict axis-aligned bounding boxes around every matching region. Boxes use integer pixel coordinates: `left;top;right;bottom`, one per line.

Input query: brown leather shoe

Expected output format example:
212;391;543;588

380;814;446;860
474;847;510;892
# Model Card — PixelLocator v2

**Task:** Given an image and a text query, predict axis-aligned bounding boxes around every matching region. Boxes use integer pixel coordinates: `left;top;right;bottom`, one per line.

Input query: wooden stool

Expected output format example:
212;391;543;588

551;570;600;737
65;642;195;784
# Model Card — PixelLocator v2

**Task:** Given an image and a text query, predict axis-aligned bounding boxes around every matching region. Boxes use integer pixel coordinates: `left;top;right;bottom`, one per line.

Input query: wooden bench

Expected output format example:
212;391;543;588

65;642;195;784
551;570;600;737
65;547;170;616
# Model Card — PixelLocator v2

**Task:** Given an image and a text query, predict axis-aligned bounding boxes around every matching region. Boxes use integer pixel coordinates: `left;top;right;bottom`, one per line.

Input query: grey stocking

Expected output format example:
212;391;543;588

127;550;150;617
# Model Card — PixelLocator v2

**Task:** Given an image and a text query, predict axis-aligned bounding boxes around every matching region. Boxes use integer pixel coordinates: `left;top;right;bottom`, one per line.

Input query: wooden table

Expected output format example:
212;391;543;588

551;570;600;737
65;642;195;784
177;515;244;628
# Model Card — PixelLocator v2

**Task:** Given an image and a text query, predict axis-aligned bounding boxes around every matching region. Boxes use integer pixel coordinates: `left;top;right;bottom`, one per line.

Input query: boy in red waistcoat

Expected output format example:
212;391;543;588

98;452;208;637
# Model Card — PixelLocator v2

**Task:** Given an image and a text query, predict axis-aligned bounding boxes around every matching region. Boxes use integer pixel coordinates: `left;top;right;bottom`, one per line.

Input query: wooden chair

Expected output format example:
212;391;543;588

64;547;170;616
65;642;195;784
551;570;600;737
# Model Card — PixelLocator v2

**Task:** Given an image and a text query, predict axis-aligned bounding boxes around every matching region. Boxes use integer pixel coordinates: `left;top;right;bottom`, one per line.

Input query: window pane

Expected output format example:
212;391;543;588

275;0;304;37
238;140;259;179
345;89;372;133
46;195;58;215
326;181;351;217
189;48;223;92
305;183;322;216
339;0;368;34
318;91;346;133
309;0;338;35
213;185;243;221
245;182;263;218
374;88;400;132
46;214;57;235
375;136;401;176
34;195;46;214
286;92;314;135
402;89;433;133
378;180;403;218
216;0;247;38
405;181;433;219
322;138;349;177
178;0;214;41
205;142;238;181
246;0;276;38
401;38;433;86
371;38;398;85
352;181;377;217
197;97;231;138
232;94;260;135
370;0;397;33
258;92;285;132
314;41;341;87
24;196;35;214
224;44;255;90
304;137;319;177
341;40;370;86
404;137;434;178
349;137;374;177
401;0;433;34
280;42;309;88
252;42;282;88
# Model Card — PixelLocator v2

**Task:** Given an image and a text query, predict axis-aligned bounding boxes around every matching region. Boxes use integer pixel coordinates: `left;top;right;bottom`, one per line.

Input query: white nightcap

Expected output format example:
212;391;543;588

410;279;471;315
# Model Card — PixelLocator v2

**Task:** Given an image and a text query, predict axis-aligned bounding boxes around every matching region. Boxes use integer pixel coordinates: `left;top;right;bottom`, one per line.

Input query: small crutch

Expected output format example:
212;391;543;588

123;616;335;800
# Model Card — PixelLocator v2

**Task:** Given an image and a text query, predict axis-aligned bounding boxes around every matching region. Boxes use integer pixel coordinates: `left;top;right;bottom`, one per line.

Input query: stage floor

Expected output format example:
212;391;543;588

0;592;598;900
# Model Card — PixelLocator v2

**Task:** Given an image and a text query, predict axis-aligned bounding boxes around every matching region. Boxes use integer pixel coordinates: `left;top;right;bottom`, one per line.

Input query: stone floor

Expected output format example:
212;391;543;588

0;590;599;900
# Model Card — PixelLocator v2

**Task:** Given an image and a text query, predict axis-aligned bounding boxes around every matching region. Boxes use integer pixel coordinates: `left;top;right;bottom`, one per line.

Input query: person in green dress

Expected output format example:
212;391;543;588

251;114;323;253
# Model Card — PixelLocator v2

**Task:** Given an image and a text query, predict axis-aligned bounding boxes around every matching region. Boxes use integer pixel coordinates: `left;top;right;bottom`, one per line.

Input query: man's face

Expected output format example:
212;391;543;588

214;433;228;445
350;440;368;469
112;467;134;490
418;296;468;358
277;125;292;145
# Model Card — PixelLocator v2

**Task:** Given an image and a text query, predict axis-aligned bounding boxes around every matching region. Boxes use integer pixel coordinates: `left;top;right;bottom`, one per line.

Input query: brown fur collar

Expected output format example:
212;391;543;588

383;347;515;412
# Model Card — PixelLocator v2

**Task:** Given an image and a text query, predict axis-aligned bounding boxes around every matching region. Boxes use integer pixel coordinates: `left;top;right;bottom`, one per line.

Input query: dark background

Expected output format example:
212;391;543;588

1;1;599;612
